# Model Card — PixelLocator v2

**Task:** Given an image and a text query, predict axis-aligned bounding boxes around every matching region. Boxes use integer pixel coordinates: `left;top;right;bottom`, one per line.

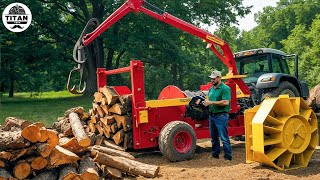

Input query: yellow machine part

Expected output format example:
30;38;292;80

244;95;318;170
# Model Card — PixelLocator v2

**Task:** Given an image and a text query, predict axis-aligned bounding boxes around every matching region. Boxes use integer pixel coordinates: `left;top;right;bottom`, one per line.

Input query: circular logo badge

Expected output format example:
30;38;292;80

2;3;32;32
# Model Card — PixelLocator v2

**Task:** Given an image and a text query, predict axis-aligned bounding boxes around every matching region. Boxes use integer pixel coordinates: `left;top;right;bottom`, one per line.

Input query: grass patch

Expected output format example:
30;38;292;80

0;91;92;127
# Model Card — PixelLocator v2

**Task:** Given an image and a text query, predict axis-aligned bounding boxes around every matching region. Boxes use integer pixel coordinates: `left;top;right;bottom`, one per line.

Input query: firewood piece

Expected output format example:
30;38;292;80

46;129;59;146
95;122;104;135
92;145;134;159
113;129;124;145
58;165;78;180
101;98;108;106
38;127;49;143
123;133;133;150
114;115;132;131
4;117;32;131
94;152;159;178
64;107;84;117
110;123;119;134
101;105;109;115
109;103;127;115
59;137;87;154
30;169;58;180
79;157;99;180
33;122;45;129
103;125;112;139
90;115;97;124
13;161;31;179
0;131;29;151
37;143;54;158
0;168;13;179
52;117;73;136
100;86;119;105
119;94;132;109
94;92;103;103
31;156;48;170
49;146;79;167
103;140;125;151
0;160;5;168
69;112;91;147
100;116;115;126
81;113;89;121
95;135;104;146
21;124;41;143
93;103;105;117
11;145;36;161
0;151;12;160
87;120;96;133
102;166;122;179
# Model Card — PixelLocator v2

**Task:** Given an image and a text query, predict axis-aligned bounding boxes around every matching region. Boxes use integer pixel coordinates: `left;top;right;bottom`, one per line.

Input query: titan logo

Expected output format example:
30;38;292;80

2;3;32;32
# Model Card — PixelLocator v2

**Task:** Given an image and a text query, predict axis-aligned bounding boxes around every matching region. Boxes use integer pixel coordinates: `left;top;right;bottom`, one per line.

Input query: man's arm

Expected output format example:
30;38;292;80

203;88;230;107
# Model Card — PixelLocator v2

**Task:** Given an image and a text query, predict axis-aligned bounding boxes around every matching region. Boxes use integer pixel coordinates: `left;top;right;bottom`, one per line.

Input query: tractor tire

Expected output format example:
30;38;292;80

261;81;299;101
159;121;196;162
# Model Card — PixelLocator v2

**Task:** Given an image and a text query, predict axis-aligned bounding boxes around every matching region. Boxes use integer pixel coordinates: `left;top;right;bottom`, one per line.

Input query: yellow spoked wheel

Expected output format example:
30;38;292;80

245;95;318;170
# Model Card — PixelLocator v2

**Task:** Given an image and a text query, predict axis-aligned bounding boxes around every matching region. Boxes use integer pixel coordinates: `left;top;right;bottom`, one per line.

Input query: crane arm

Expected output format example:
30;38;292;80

71;0;250;95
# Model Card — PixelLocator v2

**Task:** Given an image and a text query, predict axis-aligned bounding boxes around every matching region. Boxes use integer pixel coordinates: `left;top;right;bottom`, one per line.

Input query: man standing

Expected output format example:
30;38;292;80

203;70;232;161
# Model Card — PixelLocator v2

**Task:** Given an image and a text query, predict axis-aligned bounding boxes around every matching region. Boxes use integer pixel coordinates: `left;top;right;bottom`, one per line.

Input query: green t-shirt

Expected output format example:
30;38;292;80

208;83;231;113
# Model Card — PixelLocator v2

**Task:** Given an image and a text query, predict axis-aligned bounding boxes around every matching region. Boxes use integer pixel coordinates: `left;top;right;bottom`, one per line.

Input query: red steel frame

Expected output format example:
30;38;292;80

88;0;250;149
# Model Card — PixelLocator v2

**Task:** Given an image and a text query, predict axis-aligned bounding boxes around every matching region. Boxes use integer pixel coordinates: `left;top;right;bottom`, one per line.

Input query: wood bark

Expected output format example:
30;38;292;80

102;165;122;179
69;113;90;147
103;140;124;151
94;134;104;145
114;115;132;131
64;107;84;118
79;157;99;180
58;165;78;180
4;117;32;131
0;168;13;180
13;161;31;179
0;151;12;160
0;131;29;151
81;113;89;121
100;86;119;105
94;152;159;178
30;169;58;180
11;145;36;161
91;145;134;159
49;146;79;167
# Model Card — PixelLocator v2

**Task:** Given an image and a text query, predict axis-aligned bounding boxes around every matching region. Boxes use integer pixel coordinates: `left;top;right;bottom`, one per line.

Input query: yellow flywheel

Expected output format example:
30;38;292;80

245;95;318;170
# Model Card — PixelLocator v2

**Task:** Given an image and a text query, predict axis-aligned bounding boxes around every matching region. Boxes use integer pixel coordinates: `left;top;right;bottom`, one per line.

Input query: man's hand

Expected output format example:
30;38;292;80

203;99;229;107
202;99;211;106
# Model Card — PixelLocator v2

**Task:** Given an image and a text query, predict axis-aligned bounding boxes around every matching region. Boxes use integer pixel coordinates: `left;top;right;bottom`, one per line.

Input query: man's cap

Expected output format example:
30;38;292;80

208;70;221;79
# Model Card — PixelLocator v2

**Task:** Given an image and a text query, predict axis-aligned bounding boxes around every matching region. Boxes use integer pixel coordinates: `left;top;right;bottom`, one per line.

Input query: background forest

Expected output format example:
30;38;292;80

0;0;319;99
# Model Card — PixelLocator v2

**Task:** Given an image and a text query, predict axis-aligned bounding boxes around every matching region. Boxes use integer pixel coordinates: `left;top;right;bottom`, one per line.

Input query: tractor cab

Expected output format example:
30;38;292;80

234;48;290;84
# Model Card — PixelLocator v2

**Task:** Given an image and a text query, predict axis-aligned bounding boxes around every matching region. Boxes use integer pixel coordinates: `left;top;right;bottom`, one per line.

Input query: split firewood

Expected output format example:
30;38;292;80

114;115;132;131
93;103;105;117
81;113;89;121
123;133;133;150
49;146;79;167
94;134;104;146
58;165;78;180
100;86;119;105
94;152;159;178
21;124;41;143
101;98;108;106
13;161;31;179
0;168;13;180
69;113;91;147
64;107;84;118
111;123;119;134
100;116;115;126
11;145;36;161
101;165;122;179
79;157;99;180
59;137;88;154
113;129;124;145
93;92;103;103
31;156;48;170
46;129;59;146
90;115;98;124
30;169;58;180
103;140;125;151
0;131;30;151
119;94;132;110
91;145;134;159
109;103;127;115
53;117;73;137
4;117;32;131
88;120;97;133
0;151;12;160
37;143;54;158
95;122;104;135
101;105;109;115
103;125;112;139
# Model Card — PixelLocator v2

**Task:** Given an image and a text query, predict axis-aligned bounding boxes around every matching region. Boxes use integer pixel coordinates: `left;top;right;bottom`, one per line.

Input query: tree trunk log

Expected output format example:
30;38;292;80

0;131;30;151
21;124;41;143
38;127;49;142
4;117;32;131
31;156;48;170
11;145;36;161
69;113;90;147
94;152;159;178
64;107;84;118
103;140;124;151
13;161;31;179
102;165;122;179
79;157;99;180
91;145;134;159
49;146;79;167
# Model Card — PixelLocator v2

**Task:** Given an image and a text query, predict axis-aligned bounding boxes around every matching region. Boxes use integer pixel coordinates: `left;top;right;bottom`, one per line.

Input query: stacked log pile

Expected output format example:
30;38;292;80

84;86;133;150
307;84;320;113
0;106;159;179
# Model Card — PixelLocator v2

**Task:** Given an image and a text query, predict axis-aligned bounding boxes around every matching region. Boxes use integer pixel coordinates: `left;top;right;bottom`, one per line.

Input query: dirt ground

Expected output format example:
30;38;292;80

131;139;320;180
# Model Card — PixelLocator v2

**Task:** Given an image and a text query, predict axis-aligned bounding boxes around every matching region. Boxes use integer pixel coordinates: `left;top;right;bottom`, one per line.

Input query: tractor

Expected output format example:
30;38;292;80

67;0;318;170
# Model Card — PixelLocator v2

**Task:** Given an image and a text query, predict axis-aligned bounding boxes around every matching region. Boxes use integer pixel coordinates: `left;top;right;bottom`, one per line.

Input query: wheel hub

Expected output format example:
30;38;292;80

174;131;192;154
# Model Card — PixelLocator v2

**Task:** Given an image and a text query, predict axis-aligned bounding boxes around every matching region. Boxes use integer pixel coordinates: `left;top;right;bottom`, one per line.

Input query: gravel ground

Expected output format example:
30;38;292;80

131;139;320;180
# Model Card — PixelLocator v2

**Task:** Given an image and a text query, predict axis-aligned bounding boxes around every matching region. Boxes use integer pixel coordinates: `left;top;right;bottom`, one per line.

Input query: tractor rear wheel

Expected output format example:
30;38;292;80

262;81;299;101
159;121;196;162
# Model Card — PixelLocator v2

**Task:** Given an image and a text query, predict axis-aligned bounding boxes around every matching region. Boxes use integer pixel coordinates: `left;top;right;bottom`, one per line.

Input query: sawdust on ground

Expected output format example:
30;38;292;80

130;139;320;180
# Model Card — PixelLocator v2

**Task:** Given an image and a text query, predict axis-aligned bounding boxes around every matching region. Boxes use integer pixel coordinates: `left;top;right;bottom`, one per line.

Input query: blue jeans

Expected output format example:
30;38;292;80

209;113;232;160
